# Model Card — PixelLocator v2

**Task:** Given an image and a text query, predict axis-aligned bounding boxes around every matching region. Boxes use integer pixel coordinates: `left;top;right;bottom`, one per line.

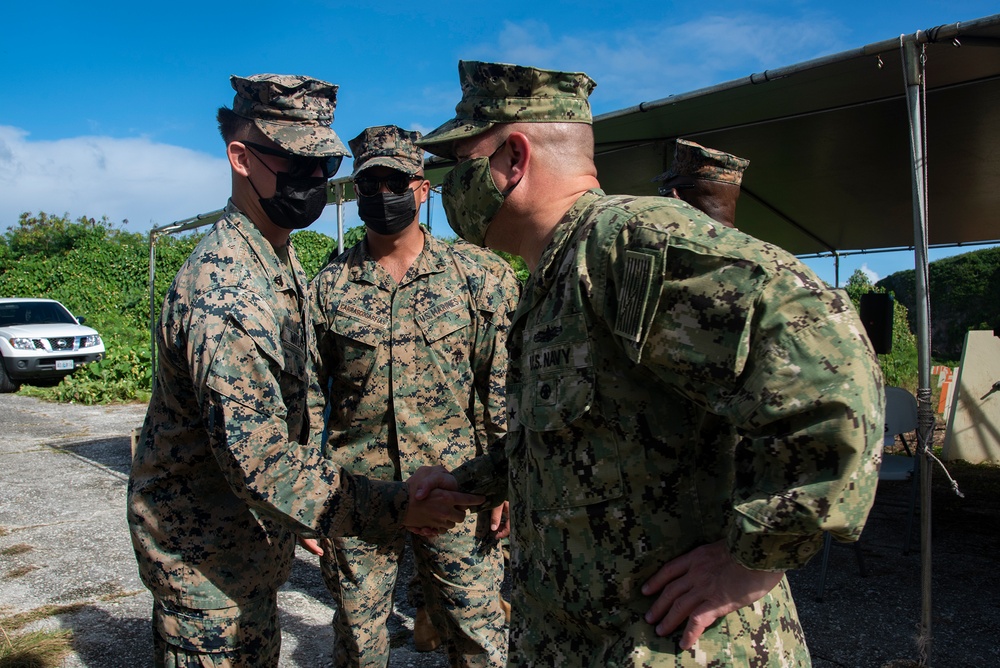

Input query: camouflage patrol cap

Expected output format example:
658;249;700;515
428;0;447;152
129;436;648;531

348;125;424;178
653;138;749;188
230;73;350;158
417;60;597;159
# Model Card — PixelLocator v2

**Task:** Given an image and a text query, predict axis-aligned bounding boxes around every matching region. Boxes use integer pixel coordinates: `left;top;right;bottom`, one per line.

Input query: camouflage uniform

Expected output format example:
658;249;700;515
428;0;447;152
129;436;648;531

128;75;407;667
309;126;519;668
420;62;885;667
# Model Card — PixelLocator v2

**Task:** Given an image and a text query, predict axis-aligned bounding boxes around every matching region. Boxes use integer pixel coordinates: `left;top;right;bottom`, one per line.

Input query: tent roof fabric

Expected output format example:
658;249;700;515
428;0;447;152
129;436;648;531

158;13;1000;261
591;14;1000;256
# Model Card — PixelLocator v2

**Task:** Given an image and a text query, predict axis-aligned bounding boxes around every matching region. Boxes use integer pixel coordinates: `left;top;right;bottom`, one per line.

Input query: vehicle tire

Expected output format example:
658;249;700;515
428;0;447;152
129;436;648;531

0;356;20;393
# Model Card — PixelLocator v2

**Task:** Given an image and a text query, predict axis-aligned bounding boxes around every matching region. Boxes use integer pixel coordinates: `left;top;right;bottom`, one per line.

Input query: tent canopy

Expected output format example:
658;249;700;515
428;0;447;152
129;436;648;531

590;14;1000;257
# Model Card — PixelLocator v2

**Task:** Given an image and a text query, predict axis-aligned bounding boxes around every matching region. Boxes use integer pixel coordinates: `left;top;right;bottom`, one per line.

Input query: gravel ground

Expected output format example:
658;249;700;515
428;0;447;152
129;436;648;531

2;393;998;667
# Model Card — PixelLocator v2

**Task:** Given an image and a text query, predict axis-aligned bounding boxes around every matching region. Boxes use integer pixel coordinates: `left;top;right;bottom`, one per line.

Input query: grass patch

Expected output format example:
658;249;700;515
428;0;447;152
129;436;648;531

98;590;143;603
3;567;37;580
0;546;32;558
0;627;73;668
0;605;85;634
0;604;81;668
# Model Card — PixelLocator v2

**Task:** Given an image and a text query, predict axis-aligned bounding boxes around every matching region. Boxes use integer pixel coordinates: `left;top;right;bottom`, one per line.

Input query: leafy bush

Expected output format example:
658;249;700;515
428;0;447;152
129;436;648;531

0;215;376;404
290;229;338;279
433;231;530;283
343;225;366;250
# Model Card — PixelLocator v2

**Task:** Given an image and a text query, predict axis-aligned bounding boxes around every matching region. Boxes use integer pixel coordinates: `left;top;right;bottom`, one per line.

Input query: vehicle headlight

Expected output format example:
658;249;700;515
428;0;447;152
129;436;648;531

82;334;102;348
9;337;38;350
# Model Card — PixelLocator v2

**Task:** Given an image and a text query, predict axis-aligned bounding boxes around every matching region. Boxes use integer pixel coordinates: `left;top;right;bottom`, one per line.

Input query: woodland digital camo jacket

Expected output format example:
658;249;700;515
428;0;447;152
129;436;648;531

128;203;408;613
455;190;884;666
309;229;519;472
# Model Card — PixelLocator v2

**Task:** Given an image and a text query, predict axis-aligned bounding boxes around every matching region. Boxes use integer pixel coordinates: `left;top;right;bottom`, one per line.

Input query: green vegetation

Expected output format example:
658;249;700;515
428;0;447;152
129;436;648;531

877;247;1000;360
0;545;31;558
844;269;919;390
0;603;83;668
2;567;38;580
0;213;527;404
0;213;199;404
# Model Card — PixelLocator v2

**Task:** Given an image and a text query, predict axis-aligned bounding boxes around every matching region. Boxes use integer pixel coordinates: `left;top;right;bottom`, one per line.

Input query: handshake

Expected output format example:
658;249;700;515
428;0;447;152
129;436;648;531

403;465;503;537
300;465;507;557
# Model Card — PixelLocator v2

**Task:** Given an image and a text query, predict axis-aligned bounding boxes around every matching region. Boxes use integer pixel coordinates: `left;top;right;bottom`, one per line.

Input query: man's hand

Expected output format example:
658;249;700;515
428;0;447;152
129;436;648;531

490;501;510;540
403;465;485;533
641;539;785;650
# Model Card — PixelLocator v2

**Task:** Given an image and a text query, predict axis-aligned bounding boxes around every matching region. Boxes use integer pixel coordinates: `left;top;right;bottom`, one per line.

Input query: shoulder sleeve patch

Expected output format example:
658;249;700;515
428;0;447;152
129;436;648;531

614;250;654;343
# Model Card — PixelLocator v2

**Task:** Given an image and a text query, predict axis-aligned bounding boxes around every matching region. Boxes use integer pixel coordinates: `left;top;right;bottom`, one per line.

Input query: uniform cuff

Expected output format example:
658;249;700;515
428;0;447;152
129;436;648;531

727;513;824;571
451;451;508;510
352;477;409;543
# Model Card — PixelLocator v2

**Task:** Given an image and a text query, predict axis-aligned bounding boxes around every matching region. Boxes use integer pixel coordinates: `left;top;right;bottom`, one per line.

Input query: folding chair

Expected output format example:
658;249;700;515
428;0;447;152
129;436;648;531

881;386;920;554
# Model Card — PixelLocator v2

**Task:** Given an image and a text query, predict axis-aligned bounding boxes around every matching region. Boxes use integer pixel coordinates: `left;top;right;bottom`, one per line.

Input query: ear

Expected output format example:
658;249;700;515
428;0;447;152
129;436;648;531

228;141;251;177
501;131;530;186
416;178;431;205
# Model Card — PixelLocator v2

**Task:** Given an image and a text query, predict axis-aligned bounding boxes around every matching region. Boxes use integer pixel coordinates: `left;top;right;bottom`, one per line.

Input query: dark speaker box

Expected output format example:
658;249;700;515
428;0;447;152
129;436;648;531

859;293;894;355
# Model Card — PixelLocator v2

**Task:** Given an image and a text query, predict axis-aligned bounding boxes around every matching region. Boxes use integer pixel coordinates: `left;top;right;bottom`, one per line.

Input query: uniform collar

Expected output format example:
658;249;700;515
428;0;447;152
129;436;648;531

514;189;604;325
224;199;307;296
348;226;447;287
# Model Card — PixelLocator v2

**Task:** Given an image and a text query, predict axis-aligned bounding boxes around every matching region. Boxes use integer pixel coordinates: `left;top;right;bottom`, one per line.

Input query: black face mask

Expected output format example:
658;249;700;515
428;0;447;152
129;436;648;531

253;171;328;230
357;190;417;236
246;146;329;230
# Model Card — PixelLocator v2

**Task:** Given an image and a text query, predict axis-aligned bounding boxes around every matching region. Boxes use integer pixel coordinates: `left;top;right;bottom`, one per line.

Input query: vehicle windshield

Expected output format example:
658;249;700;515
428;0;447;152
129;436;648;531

0;301;77;326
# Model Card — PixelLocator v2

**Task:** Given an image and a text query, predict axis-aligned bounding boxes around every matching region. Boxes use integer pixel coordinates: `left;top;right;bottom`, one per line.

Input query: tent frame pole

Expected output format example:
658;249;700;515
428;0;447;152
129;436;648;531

903;37;934;667
336;182;345;256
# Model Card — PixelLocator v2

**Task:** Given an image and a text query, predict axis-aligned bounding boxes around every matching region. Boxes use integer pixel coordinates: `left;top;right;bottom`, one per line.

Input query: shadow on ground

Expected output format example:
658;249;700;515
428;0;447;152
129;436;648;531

787;455;1000;667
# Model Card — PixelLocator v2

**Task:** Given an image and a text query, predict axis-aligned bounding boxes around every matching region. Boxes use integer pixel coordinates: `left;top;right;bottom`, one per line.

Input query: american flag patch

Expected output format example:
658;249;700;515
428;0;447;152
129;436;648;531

614;250;653;342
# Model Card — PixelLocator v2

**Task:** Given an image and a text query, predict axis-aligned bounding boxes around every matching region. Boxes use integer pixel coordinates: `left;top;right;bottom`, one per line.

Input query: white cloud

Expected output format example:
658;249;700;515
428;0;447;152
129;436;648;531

860;262;880;283
478;12;845;107
0;126;230;232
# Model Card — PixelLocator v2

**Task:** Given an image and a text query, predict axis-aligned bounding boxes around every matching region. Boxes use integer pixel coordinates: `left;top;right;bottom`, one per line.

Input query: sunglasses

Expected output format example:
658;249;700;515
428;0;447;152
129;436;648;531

353;173;419;198
243;141;342;179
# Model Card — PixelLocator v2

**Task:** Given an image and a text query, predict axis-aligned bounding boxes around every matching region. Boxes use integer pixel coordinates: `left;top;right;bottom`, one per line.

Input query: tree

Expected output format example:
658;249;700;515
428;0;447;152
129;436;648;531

4;212;117;258
877;247;1000;360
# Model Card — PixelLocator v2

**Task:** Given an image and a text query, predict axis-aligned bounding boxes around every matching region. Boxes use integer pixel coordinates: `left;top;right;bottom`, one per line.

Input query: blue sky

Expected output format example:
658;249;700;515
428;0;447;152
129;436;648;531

2;0;996;285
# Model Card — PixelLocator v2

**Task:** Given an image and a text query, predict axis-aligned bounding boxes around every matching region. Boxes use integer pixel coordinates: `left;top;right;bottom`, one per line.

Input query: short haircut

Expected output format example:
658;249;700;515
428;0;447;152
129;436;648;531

216;107;255;145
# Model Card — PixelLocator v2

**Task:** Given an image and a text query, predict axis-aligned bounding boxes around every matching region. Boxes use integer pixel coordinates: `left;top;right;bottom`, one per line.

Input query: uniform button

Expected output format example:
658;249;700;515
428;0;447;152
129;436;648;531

799;542;817;558
275;275;284;287
539;383;552;400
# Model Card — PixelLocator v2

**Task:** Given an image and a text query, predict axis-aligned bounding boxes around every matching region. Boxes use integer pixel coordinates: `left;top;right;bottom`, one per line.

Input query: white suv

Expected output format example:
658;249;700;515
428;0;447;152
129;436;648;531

0;298;106;392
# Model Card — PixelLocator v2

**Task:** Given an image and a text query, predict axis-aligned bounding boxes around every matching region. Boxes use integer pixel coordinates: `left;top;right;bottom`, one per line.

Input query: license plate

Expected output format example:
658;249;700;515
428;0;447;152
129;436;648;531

55;360;74;370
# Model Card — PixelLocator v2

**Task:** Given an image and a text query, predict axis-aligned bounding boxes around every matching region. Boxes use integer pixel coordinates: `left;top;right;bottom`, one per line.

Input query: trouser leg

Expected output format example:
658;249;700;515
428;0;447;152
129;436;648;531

412;509;507;668
322;533;405;668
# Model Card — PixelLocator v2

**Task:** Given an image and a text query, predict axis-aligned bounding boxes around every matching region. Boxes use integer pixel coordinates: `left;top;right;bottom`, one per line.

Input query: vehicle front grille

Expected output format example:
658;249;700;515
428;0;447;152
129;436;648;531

46;337;80;351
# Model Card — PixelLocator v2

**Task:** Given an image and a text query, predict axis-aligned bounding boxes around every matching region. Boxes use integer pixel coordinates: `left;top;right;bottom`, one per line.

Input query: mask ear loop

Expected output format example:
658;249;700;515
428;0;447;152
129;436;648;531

244;144;279;201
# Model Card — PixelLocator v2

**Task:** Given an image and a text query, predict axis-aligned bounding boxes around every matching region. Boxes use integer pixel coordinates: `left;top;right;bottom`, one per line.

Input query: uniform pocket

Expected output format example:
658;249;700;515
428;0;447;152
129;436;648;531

331;311;381;390
154;597;275;652
416;295;470;344
279;338;307;382
516;314;624;510
519;314;594;431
